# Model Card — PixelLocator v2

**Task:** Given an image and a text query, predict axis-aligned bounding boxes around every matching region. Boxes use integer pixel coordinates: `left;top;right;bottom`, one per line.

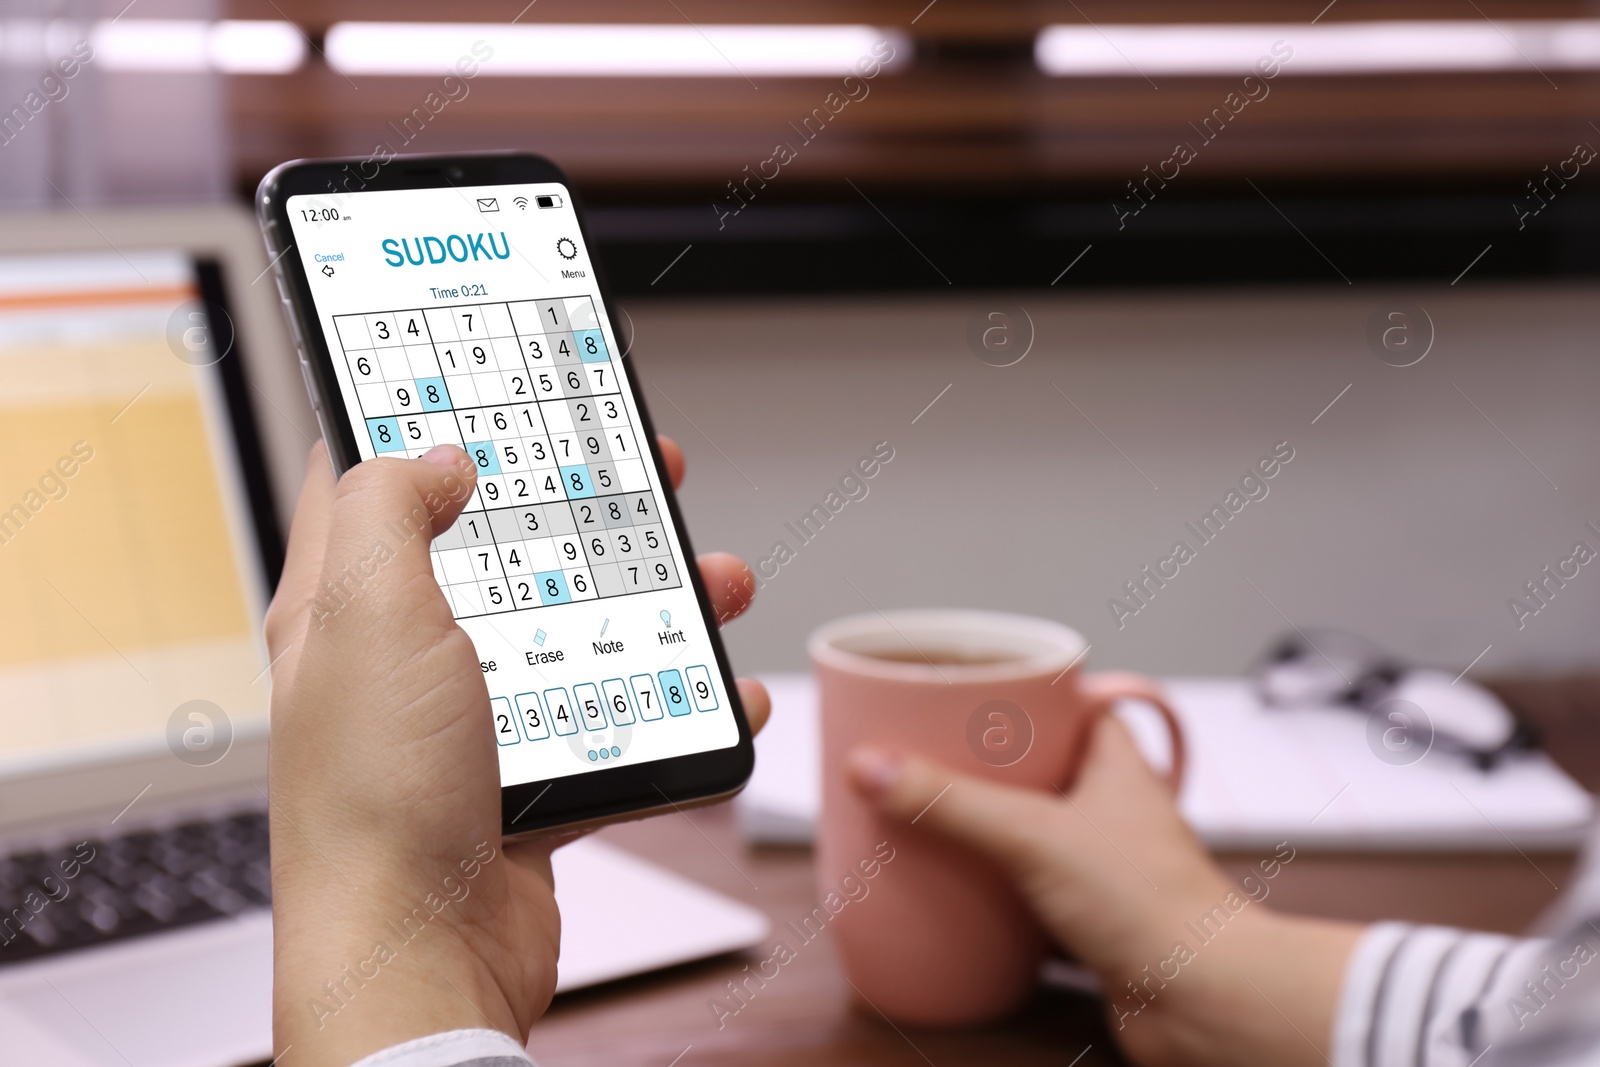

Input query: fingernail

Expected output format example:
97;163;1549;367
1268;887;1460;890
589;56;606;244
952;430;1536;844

847;747;903;799
420;445;462;468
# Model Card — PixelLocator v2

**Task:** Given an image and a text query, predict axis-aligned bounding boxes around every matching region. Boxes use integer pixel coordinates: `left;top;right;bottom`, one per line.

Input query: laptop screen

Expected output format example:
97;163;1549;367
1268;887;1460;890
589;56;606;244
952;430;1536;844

0;250;270;770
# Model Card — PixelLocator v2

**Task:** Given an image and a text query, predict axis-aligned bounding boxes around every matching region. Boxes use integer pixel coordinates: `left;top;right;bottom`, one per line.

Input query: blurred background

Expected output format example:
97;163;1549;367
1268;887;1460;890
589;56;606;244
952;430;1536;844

5;5;1600;1063
6;0;1600;679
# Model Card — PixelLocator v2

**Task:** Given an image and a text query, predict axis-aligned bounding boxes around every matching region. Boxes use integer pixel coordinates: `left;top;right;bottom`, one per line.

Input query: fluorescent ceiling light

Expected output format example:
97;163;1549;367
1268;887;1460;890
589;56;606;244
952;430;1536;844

1036;20;1600;76
208;20;306;73
325;23;906;77
90;19;305;74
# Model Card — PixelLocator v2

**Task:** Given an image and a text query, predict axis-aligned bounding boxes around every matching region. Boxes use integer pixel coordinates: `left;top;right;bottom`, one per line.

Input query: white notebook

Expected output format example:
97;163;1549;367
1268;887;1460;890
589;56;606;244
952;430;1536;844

736;673;1595;851
553;837;770;991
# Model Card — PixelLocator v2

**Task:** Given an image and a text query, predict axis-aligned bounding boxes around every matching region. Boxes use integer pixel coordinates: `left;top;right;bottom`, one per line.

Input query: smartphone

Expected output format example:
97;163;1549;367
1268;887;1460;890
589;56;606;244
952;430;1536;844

256;153;752;837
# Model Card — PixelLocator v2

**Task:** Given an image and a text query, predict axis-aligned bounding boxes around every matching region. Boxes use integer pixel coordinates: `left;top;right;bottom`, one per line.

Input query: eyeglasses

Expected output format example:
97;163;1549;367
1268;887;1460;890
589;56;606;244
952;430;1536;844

1251;629;1534;771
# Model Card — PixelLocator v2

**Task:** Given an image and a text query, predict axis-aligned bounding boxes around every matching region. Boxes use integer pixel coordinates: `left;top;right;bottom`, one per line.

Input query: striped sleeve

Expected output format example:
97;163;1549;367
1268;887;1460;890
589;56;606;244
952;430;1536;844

346;1028;535;1067
1333;921;1600;1067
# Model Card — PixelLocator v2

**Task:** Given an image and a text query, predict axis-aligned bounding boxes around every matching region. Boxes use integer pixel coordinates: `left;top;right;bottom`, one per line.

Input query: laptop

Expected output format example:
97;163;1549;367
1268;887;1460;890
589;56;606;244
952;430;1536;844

0;206;300;1067
0;207;768;1067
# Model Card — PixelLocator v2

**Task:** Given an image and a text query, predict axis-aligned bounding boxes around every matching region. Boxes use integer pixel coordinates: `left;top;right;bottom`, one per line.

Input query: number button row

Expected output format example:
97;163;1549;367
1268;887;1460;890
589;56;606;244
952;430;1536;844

489;665;721;747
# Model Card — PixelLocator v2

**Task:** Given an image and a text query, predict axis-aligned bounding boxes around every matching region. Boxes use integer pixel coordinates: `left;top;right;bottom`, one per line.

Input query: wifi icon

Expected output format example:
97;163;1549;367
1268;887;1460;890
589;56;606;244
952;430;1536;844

513;196;530;210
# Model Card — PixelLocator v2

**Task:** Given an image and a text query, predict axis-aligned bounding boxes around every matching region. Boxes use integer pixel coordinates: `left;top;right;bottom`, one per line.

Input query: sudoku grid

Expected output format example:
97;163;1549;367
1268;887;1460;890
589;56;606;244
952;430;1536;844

330;295;681;619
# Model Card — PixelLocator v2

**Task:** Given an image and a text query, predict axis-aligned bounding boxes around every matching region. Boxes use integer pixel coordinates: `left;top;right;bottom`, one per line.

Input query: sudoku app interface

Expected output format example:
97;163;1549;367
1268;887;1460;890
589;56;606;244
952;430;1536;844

285;184;737;786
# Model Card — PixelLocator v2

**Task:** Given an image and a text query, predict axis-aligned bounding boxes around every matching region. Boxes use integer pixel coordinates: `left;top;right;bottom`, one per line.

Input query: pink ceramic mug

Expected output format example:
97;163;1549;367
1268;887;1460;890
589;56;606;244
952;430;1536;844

810;609;1185;1026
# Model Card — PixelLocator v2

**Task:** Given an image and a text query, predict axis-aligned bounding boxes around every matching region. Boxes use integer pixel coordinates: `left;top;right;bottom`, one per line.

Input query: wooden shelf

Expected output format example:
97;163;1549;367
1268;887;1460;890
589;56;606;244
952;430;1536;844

221;2;1600;195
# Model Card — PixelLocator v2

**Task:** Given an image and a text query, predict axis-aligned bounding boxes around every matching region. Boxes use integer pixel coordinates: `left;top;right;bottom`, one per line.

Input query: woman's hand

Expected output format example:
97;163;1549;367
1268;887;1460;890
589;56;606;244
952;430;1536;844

848;717;1362;1067
266;437;768;1067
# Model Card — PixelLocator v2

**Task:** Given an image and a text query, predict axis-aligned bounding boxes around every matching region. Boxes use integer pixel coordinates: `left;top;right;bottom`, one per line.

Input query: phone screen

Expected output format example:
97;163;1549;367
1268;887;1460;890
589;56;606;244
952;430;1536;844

284;184;737;788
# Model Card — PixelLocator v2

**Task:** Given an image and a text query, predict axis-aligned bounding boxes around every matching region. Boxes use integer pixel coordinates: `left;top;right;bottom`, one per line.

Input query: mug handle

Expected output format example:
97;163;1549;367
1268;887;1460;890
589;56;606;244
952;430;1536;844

1078;672;1186;793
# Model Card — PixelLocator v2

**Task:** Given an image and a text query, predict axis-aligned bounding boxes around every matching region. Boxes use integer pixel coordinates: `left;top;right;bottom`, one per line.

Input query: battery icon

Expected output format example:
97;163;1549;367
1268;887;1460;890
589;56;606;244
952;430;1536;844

536;194;562;209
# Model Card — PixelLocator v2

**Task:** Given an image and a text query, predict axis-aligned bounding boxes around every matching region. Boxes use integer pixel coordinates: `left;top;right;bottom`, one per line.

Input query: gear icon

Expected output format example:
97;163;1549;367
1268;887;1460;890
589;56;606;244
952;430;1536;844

556;237;578;260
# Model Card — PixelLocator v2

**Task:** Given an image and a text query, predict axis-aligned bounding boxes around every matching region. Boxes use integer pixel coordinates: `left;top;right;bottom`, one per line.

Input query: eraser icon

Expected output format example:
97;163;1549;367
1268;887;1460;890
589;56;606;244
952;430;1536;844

534;629;547;646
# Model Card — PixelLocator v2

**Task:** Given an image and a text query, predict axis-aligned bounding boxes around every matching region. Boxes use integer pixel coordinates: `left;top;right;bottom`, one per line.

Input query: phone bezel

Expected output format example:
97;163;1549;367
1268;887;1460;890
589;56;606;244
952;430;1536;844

256;152;753;837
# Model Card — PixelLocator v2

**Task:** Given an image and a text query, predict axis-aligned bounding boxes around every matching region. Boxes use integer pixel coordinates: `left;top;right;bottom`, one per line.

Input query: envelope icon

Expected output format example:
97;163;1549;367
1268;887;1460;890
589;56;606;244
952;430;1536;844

477;197;499;213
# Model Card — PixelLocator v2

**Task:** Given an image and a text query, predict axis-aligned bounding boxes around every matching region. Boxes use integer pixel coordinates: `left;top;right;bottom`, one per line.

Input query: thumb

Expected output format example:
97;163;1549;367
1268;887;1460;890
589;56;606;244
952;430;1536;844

313;446;476;627
846;748;1060;879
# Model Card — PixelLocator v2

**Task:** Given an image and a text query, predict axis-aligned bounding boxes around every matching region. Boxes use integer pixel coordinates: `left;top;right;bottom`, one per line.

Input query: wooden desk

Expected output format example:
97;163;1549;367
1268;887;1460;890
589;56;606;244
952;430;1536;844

526;676;1592;1066
529;808;1575;1067
533;806;1124;1067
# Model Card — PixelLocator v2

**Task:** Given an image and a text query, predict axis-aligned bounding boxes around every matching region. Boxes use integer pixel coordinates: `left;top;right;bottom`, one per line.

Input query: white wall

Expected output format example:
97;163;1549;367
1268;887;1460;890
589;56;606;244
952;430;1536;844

624;283;1600;679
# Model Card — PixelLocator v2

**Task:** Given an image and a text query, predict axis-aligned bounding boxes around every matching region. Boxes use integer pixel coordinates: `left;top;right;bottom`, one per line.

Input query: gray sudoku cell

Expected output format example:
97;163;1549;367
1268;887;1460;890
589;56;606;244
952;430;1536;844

509;505;545;538
551;333;583;367
647;554;680;590
589;464;620;496
623;492;656;524
574;429;613;466
580;527;613;564
591;562;626;598
434;518;465;551
635;523;667;556
614;557;647;591
569;497;609;533
608;528;642;559
541;502;578;536
557;365;593;399
565;396;606;431
487;508;523;543
532;300;572;333
598;494;631;529
458;511;496;547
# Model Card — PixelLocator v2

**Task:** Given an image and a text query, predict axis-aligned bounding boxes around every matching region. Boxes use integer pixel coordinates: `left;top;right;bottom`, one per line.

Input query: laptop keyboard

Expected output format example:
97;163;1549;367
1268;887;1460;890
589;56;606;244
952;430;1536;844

0;810;270;966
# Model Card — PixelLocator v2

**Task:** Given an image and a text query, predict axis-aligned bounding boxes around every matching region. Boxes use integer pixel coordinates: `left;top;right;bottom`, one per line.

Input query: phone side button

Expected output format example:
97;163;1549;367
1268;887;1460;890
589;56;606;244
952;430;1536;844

278;296;305;348
297;359;318;406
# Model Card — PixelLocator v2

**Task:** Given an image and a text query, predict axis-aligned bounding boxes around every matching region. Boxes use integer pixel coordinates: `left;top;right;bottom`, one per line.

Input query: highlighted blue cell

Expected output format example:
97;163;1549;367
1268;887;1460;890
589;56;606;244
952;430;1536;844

533;570;570;605
416;376;451;411
559;464;595;499
575;329;610;363
366;417;405;453
659;670;690;716
465;441;502;474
